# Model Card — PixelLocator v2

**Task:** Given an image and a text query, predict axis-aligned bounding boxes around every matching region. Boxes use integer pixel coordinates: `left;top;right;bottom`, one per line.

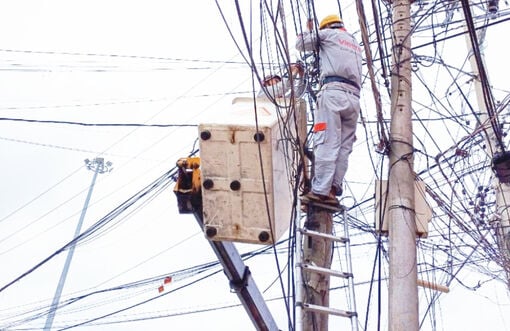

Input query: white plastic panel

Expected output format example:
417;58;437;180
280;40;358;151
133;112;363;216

374;180;432;238
198;97;305;244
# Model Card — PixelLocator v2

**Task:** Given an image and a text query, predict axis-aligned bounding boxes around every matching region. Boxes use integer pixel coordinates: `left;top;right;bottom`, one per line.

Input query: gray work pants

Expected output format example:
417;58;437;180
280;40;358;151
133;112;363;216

311;84;360;196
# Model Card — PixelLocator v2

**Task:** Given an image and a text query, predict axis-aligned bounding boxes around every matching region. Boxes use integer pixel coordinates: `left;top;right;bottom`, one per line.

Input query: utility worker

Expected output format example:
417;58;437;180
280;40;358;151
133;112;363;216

296;14;362;207
257;74;284;99
257;63;304;100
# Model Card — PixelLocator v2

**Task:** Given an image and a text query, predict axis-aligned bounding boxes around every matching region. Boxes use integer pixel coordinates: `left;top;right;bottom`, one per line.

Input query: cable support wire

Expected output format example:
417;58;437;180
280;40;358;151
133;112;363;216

0;165;181;294
460;0;505;152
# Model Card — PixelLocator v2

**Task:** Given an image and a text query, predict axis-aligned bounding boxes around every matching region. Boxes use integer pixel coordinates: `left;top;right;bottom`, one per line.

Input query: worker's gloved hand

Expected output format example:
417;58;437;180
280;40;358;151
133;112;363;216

290;63;304;77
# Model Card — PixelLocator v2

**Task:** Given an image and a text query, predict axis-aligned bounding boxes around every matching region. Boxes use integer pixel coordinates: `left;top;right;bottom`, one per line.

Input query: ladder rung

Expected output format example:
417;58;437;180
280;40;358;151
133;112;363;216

301;302;357;318
299;228;348;243
299;263;352;278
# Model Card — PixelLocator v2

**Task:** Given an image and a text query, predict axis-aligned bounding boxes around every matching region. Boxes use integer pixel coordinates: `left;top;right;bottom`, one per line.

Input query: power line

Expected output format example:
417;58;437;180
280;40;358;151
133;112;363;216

0;117;197;128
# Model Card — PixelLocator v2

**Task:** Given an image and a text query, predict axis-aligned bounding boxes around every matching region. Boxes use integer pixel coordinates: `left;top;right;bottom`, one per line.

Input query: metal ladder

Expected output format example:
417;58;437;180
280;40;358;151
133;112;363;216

295;203;359;331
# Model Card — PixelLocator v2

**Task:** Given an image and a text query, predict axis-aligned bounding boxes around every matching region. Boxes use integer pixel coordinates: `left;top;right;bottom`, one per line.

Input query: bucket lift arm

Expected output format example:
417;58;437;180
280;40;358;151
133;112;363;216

173;157;279;331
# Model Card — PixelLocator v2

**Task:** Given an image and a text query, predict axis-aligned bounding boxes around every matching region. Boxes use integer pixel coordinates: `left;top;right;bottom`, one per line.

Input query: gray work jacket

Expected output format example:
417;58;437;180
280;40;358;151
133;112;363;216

296;28;362;92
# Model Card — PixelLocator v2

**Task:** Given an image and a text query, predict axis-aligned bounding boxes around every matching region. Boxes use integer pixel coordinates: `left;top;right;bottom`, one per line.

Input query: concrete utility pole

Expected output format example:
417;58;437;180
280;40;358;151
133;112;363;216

44;157;112;330
387;0;419;329
462;11;510;289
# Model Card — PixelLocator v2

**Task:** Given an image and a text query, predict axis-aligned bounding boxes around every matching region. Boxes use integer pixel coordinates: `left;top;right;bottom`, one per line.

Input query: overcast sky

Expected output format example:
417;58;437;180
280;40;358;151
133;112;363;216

1;1;510;331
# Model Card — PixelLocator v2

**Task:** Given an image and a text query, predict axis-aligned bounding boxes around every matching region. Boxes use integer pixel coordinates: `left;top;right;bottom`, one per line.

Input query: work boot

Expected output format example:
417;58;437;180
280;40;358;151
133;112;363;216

330;185;343;197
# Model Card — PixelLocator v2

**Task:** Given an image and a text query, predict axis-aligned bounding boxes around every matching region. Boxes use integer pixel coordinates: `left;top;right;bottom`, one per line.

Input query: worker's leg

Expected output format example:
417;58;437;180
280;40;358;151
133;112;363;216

311;88;342;196
333;93;360;192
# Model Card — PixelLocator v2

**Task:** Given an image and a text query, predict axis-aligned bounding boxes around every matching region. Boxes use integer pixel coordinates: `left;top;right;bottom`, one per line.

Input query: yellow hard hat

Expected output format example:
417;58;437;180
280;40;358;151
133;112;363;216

319;14;343;29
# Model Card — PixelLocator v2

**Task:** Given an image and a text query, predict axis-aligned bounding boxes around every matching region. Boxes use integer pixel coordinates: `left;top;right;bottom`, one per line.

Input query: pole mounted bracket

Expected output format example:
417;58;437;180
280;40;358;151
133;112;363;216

230;266;251;293
492;151;510;183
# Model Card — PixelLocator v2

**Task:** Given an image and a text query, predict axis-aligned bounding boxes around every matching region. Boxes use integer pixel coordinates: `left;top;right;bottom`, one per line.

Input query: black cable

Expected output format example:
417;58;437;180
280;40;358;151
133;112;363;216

0;166;179;294
0;117;196;127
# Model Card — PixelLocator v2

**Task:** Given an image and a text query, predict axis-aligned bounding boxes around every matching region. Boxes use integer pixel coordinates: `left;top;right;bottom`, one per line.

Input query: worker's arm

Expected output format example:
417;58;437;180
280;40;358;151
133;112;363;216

295;19;319;52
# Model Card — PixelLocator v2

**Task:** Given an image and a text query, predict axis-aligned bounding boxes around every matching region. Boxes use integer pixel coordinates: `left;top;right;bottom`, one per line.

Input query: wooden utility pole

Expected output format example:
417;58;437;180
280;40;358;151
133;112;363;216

387;0;419;329
301;210;334;331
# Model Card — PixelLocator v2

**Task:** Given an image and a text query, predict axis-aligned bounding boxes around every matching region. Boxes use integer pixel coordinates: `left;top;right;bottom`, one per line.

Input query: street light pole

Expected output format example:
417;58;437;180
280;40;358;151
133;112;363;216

44;157;112;331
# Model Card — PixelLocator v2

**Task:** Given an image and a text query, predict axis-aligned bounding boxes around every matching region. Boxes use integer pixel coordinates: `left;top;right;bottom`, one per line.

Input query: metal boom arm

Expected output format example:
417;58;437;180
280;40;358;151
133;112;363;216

174;157;279;331
192;210;278;331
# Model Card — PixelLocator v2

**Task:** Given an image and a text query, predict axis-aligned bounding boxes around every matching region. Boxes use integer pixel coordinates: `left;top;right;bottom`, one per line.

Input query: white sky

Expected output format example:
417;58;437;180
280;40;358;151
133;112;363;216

1;1;510;331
